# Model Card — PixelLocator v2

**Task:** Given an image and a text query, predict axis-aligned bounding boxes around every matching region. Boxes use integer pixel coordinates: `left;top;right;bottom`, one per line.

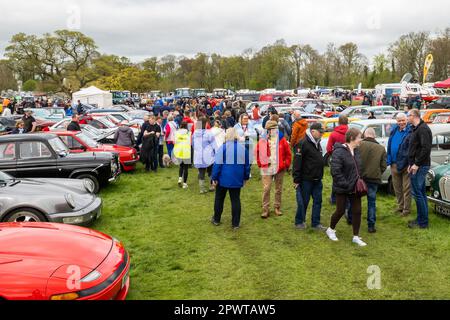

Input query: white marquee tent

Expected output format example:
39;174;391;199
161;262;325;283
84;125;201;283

72;86;113;108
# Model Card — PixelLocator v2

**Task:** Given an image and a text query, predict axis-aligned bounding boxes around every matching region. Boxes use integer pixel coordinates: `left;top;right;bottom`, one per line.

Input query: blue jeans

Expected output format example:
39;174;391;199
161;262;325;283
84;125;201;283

295;180;323;227
166;142;174;159
366;182;379;228
410;166;430;227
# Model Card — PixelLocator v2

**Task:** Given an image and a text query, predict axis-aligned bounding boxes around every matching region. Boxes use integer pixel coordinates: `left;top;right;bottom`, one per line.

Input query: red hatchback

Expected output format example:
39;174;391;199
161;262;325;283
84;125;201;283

54;131;139;172
0;223;130;300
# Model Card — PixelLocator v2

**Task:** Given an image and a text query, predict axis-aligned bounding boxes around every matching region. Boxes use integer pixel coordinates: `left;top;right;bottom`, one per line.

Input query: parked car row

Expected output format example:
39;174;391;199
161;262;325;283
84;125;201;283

0;131;132;300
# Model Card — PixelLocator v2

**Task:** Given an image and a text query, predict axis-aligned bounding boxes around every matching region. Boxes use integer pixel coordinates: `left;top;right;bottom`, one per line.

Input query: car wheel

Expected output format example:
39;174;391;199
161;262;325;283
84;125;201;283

4;209;46;223
76;174;100;193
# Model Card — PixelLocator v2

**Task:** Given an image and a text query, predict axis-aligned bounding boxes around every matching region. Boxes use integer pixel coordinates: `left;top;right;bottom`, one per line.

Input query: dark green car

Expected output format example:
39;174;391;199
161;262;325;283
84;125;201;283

427;163;450;217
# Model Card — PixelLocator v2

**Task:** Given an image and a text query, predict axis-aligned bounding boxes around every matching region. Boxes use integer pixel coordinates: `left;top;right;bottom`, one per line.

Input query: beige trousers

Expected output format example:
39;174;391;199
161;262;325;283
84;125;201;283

262;170;285;212
391;164;412;215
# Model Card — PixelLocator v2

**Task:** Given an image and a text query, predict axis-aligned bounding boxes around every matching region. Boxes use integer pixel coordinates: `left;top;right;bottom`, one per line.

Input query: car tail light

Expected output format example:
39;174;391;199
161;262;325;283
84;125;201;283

50;292;79;300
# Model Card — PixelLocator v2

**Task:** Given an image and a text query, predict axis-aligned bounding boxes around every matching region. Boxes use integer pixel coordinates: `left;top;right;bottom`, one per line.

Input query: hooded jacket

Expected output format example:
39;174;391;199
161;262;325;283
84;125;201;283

114;126;135;147
192;129;216;169
331;143;362;194
326;124;348;155
212;140;251;189
290;119;308;147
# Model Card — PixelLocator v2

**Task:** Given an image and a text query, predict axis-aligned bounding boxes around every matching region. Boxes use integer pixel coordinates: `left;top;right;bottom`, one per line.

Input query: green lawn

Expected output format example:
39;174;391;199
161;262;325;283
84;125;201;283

93;164;450;300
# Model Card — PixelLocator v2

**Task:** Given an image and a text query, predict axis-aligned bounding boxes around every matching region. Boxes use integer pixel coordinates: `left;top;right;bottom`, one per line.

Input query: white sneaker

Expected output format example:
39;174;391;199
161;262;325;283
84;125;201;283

183;183;188;189
352;236;367;247
178;177;183;187
326;228;339;242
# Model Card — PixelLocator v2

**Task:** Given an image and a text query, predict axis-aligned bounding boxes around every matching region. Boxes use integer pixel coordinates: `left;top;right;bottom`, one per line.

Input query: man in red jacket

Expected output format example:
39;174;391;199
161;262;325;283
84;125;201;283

256;119;292;219
326;115;349;155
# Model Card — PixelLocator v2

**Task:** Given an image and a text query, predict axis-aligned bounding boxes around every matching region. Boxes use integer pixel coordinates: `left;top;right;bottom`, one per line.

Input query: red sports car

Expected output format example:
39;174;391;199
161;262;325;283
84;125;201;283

54;131;139;172
0;223;130;300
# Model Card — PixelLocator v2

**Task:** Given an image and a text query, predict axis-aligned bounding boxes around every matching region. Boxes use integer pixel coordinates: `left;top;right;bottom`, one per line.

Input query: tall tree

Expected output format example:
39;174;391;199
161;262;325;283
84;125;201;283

0;60;17;91
5;30;99;93
389;31;430;82
428;28;450;81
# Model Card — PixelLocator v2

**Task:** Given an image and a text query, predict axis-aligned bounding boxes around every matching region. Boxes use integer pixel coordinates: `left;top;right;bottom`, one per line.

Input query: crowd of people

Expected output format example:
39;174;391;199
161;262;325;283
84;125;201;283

132;98;432;247
3;93;433;247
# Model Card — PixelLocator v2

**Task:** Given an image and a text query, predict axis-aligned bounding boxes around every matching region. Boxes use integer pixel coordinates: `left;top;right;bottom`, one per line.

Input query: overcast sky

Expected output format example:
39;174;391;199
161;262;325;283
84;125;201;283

0;0;449;62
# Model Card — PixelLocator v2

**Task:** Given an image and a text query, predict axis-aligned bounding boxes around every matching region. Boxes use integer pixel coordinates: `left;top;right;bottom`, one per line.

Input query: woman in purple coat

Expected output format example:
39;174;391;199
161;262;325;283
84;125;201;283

193;117;217;194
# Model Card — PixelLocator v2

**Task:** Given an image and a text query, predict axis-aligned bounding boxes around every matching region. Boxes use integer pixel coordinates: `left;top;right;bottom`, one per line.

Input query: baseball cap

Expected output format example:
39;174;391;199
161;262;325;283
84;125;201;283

310;122;324;133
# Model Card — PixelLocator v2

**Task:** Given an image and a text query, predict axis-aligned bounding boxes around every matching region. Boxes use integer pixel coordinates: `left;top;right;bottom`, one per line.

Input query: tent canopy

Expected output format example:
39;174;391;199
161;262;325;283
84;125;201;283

435;78;450;89
72;86;113;108
73;86;109;96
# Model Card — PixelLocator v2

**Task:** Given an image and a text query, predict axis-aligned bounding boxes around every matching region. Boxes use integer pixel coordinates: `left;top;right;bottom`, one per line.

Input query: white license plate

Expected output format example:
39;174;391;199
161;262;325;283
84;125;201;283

436;205;450;216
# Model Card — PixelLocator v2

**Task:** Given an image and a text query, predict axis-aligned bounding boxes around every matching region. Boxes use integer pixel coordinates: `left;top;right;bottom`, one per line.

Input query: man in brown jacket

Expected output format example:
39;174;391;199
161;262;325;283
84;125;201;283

359;128;387;233
290;110;308;147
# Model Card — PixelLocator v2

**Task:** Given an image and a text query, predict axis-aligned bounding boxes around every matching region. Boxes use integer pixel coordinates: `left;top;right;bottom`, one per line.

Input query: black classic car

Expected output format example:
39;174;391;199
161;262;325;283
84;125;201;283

0;133;120;193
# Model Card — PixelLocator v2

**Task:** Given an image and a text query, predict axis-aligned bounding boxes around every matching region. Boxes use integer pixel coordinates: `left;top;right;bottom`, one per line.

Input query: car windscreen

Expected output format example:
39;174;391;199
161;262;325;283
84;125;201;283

98;117;117;128
32;109;51;118
48;137;69;154
76;132;98;148
0;171;13;182
349;123;365;131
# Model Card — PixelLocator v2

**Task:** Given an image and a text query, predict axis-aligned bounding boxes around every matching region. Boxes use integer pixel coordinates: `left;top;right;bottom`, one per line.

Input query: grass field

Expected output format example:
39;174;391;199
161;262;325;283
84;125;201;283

93;164;450;300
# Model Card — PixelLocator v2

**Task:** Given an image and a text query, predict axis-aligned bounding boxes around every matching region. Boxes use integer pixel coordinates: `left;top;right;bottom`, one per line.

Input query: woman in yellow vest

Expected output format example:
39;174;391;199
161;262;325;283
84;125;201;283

173;121;192;189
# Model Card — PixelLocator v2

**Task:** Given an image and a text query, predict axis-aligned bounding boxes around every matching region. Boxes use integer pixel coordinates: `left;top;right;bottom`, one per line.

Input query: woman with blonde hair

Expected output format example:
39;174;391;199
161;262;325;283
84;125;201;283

12;120;27;134
211;128;251;230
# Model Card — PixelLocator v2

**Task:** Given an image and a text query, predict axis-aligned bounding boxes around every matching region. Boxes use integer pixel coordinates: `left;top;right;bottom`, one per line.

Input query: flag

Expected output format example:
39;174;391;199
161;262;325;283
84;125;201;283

423;54;434;83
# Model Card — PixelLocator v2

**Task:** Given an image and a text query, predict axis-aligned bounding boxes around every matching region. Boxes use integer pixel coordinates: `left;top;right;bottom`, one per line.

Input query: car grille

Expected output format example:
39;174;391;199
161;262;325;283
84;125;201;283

439;176;450;202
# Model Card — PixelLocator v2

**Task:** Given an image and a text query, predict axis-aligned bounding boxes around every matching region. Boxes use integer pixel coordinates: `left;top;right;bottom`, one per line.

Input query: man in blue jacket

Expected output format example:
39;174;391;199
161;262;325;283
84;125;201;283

386;113;412;217
211;128;251;230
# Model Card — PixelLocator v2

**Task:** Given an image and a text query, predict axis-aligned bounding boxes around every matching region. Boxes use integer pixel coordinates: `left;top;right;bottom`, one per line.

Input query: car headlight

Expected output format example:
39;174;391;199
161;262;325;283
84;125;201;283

83;179;95;193
111;159;118;173
81;270;102;283
65;193;76;209
434;190;441;199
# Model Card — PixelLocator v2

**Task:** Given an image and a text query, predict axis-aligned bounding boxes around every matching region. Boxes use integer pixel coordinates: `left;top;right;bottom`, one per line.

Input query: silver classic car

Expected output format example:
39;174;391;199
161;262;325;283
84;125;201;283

0;171;102;225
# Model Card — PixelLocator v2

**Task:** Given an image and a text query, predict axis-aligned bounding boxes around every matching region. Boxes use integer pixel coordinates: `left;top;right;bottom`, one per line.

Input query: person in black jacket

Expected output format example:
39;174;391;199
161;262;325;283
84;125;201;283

293;123;326;231
136;114;150;147
326;128;368;247
407;109;432;229
11;121;27;134
139;115;161;172
67;115;81;131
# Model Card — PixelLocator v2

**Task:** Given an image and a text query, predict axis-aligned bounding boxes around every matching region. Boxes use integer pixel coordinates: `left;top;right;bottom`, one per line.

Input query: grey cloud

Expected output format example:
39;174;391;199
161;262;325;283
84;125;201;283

0;0;449;61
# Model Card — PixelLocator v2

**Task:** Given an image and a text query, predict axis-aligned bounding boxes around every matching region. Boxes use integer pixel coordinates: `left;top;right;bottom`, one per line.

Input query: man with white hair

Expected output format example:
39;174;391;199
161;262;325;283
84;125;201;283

290;110;308;147
386;113;412;217
359;127;387;233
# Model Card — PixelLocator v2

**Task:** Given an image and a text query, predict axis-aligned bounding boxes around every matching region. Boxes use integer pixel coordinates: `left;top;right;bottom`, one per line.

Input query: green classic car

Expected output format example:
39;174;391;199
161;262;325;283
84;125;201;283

427;161;450;217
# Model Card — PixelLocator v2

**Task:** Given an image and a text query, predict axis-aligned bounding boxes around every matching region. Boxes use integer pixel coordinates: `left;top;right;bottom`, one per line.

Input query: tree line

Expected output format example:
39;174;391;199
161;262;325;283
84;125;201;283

1;28;449;95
